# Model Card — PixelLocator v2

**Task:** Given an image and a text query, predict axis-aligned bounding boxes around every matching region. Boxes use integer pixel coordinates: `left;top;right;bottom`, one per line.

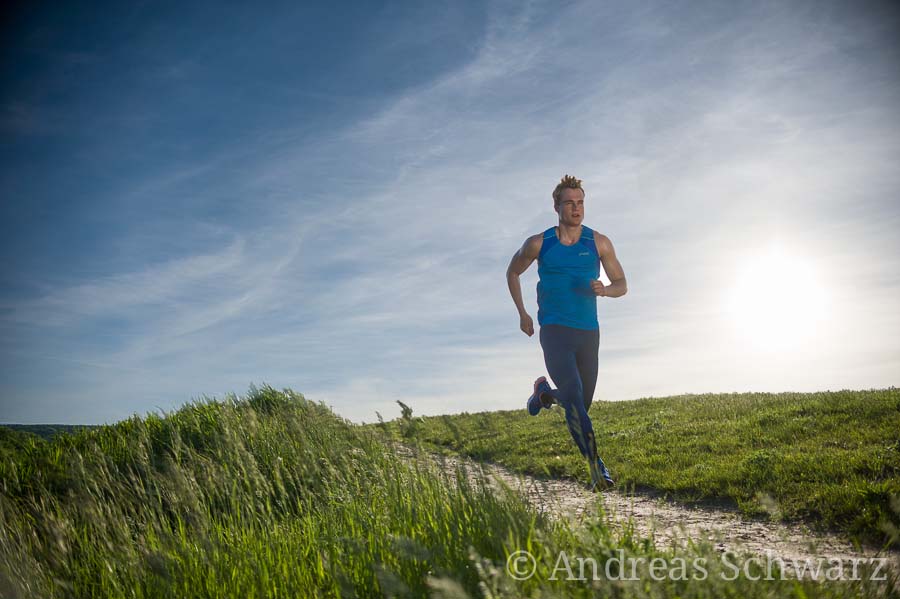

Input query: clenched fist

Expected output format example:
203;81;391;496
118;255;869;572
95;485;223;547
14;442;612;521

590;279;607;297
520;312;535;336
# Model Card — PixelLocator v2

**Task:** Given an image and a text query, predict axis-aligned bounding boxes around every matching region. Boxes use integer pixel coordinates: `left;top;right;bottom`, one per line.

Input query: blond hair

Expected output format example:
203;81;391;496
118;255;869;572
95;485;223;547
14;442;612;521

552;174;585;207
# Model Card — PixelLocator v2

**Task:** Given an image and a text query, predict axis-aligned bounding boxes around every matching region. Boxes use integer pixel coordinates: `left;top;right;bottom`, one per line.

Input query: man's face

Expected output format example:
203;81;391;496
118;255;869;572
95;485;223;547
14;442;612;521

555;188;585;225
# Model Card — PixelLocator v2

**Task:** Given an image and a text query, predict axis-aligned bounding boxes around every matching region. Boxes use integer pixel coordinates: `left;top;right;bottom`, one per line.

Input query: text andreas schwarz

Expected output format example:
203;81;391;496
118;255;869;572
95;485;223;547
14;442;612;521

506;549;891;582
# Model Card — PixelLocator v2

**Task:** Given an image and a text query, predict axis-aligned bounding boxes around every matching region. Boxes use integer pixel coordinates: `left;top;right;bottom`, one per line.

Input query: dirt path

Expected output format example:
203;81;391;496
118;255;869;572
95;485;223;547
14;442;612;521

393;443;900;576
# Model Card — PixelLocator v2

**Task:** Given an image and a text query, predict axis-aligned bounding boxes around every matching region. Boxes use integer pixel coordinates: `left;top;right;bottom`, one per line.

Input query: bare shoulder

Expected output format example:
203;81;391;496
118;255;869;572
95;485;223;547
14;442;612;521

520;232;543;259
507;232;544;274
592;230;615;255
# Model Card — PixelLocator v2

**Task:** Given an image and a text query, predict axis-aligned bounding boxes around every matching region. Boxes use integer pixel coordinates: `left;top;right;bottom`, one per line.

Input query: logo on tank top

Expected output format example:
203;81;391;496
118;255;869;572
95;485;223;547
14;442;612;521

579;252;589;256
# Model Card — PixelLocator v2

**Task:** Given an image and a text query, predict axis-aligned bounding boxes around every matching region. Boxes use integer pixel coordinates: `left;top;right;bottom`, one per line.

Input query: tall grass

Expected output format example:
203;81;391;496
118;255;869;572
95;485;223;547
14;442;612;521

0;387;538;596
1;386;896;597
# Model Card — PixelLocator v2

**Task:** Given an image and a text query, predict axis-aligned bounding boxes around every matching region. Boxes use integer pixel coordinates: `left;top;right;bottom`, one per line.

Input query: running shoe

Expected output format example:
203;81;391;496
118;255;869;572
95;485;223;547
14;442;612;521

526;376;554;416
590;456;615;491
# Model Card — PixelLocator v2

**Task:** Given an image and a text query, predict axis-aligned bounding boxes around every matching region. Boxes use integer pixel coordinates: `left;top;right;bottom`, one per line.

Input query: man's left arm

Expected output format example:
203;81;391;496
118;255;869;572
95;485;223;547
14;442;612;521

591;231;628;298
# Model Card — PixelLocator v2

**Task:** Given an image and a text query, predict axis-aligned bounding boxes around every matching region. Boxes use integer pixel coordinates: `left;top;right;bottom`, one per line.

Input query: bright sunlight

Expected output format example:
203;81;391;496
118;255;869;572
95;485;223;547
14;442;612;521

725;244;830;352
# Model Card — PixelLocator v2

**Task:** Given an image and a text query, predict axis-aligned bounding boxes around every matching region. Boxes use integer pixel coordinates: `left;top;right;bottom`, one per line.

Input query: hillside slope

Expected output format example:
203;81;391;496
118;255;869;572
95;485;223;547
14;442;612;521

379;388;900;546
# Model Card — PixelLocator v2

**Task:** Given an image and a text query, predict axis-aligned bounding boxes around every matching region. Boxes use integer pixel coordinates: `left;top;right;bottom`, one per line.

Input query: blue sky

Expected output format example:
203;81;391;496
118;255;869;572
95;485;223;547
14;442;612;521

2;0;899;425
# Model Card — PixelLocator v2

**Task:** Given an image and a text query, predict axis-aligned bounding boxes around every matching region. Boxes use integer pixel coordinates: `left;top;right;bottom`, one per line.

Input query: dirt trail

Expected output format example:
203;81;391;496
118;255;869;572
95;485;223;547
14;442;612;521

394;444;899;575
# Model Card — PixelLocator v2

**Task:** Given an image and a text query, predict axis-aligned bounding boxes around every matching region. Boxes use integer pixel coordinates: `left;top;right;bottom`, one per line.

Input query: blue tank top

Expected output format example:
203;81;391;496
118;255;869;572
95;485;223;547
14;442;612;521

536;225;600;330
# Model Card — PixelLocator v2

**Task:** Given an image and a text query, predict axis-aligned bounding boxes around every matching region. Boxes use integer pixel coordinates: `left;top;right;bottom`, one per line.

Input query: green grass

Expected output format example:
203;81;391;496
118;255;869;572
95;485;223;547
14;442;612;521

376;388;900;547
1;386;897;597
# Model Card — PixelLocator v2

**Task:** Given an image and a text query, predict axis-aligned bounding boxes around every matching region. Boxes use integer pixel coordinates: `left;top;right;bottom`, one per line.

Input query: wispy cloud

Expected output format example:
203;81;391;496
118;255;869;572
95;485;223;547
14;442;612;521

5;237;246;326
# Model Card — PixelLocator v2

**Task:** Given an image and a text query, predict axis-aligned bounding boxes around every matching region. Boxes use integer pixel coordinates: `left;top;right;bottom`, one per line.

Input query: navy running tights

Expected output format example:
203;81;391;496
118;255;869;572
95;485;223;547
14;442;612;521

539;323;599;460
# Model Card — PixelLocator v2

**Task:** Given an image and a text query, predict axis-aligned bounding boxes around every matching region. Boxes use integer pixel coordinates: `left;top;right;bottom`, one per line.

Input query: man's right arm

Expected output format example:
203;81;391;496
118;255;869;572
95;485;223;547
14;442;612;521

506;234;542;336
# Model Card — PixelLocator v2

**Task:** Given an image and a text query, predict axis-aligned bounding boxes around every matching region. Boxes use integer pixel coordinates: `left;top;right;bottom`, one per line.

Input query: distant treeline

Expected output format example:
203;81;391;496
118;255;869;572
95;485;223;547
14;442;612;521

1;423;98;441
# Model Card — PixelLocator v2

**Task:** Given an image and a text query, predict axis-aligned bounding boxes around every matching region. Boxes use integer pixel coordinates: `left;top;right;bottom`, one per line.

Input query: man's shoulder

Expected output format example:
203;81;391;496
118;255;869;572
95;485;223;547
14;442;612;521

522;232;544;255
592;229;613;253
522;227;559;259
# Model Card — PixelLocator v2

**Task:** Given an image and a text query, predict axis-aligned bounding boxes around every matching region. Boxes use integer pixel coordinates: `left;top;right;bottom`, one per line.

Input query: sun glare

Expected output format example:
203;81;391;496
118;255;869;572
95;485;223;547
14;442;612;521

725;244;830;352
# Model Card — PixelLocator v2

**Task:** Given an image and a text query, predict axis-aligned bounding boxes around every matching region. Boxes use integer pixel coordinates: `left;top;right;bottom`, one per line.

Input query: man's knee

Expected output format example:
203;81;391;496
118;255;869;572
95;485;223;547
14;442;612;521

557;382;584;407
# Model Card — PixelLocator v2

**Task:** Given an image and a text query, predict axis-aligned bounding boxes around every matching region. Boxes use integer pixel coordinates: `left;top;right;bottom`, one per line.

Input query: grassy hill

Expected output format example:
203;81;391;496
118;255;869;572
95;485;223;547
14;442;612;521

375;388;900;547
0;386;896;597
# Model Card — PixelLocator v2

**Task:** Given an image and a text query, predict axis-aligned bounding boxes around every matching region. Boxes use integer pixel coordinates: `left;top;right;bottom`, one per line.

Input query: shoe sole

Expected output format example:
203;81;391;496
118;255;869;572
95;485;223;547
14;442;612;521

527;377;549;415
533;376;555;408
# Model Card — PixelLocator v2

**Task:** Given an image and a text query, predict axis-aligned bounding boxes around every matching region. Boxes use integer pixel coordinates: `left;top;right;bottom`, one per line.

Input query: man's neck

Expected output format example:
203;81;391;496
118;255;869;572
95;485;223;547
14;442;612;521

556;223;583;244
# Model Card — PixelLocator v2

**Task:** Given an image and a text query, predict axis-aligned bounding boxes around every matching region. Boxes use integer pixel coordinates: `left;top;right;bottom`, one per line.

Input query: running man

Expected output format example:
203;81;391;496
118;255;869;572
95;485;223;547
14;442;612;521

505;174;628;491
